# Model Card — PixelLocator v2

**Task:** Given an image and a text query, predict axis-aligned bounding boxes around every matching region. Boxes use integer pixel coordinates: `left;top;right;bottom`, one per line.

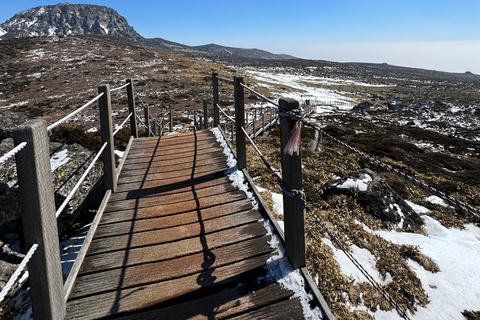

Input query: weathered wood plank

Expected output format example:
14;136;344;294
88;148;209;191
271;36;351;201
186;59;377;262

66;253;272;320
123;146;224;165
99;198;252;227
88;210;262;253
102;191;248;218
80;222;267;274
69;236;273;300
228;297;304;320
120;150;225;171
105;183;236;212
109;175;231;201
127;140;220;158
118;157;228;179
115;169;227;193
113;282;294;320
115;162;230;185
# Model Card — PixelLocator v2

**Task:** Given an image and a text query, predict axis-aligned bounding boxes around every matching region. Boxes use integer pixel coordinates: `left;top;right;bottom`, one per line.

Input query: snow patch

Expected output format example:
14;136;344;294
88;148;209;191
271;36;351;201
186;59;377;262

50;149;70;171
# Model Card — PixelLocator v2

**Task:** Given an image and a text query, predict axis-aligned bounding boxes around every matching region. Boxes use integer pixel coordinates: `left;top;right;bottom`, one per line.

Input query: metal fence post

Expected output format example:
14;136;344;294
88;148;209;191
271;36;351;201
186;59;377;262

279;98;306;269
13;120;65;320
234;76;246;170
126;79;138;138
213;72;219;127
98;84;117;193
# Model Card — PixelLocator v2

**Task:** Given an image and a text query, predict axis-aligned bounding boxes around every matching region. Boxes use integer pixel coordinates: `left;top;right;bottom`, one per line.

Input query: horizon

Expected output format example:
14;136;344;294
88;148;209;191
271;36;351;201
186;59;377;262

1;1;479;75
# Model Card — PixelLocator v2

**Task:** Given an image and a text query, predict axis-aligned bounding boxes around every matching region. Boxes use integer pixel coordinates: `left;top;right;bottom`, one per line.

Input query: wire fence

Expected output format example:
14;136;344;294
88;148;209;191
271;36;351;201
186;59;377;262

241;119;412;320
278;108;480;220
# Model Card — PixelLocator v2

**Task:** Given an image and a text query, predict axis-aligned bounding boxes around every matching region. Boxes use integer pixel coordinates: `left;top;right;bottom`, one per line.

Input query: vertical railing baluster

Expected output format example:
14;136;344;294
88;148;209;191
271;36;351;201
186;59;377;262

98;84;117;193
234;76;246;170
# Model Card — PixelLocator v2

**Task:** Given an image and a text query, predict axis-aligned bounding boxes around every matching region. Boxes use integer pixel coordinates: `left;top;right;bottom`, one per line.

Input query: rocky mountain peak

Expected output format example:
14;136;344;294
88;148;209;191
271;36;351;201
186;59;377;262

0;3;143;41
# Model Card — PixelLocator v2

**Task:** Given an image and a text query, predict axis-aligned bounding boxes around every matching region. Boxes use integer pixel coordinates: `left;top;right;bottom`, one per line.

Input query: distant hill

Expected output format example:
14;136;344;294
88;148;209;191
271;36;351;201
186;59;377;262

0;3;295;60
0;3;143;41
144;38;296;60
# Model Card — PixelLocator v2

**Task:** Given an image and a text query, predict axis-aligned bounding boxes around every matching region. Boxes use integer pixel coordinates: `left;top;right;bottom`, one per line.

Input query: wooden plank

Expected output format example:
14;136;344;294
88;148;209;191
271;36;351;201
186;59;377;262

109;175;231;201
228;297;304;320
118;157;228;179
115;162;230;185
105;183;236;212
102;191;249;219
113;282;294;320
88;210;262;253
69;236;273;300
66;253;272;320
99;198;252;227
123;146;224;165
127;140;220;158
80;222;267;274
115;169;227;193
120;150;225;171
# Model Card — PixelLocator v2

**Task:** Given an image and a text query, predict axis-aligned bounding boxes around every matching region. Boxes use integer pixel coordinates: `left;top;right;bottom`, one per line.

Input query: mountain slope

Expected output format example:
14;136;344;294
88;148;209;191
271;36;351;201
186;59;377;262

0;3;143;41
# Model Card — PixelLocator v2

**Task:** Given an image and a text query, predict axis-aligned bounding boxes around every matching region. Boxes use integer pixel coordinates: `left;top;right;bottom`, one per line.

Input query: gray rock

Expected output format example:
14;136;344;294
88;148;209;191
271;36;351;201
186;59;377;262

323;168;423;230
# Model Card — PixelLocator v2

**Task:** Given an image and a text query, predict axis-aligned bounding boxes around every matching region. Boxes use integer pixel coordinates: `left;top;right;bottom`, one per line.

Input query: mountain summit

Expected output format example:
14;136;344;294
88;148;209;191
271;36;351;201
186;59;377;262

0;3;143;41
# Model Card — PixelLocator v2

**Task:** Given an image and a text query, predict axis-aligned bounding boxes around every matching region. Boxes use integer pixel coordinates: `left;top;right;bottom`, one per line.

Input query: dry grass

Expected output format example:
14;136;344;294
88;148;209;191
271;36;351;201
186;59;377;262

246;124;455;319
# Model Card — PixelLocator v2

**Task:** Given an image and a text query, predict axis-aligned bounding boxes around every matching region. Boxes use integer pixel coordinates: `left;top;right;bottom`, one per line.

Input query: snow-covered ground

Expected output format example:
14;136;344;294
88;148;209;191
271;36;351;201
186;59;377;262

255;183;480;319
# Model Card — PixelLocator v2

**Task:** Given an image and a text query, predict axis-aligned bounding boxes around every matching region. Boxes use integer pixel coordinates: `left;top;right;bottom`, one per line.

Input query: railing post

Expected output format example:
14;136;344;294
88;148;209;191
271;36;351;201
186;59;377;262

126;79;138;138
144;105;151;137
261;107;265;135
234;76;246;170
253;109;257;137
279;98;306;269
98;84;117;193
213;72;219;127
13;120;65;320
169;110;173;133
152;120;157;137
194;111;197;131
203;99;208;129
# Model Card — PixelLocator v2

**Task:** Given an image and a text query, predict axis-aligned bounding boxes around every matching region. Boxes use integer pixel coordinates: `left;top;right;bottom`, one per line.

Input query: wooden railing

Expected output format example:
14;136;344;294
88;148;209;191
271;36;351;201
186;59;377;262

211;72;334;319
3;79;146;319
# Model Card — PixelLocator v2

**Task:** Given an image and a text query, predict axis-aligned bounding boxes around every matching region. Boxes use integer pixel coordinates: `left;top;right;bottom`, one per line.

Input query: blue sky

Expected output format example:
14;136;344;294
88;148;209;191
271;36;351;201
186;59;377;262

1;1;480;74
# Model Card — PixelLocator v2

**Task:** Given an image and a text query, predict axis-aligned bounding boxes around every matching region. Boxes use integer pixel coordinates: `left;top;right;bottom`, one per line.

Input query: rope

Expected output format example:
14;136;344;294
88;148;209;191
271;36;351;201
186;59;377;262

55;142;108;218
217;104;235;123
135;114;155;136
240;83;279;108
0;142;27;165
305;205;412;320
277;109;480;220
0;243;38;304
113;113;133;137
47;93;104;132
216;76;234;83
110;82;129;92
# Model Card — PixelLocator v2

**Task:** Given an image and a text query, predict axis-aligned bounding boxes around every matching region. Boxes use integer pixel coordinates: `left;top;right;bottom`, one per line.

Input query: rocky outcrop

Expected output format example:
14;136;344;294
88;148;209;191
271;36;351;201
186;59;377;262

323;168;423;230
0;3;143;41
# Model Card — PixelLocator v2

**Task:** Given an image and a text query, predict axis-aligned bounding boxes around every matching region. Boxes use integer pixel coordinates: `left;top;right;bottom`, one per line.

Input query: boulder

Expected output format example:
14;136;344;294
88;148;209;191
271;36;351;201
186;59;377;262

0;111;28;141
323;168;423;230
387;101;409;111
354;101;372;112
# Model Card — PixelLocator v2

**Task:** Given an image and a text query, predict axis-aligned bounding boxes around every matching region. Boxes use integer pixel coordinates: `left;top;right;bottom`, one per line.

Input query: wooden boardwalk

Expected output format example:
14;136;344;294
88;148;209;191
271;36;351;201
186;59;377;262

65;130;307;319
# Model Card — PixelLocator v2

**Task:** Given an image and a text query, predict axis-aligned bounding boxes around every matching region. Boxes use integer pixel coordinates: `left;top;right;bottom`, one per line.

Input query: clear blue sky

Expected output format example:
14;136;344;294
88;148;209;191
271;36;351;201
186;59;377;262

1;1;480;74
